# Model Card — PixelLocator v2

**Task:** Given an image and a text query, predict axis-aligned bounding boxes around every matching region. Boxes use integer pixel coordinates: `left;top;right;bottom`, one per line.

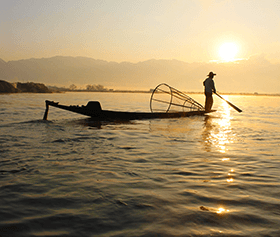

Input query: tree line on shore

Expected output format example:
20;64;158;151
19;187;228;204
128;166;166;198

0;80;140;93
0;80;52;93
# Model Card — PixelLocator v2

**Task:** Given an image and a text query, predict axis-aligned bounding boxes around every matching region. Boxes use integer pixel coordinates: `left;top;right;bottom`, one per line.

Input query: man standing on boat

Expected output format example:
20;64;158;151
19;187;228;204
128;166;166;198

203;72;216;112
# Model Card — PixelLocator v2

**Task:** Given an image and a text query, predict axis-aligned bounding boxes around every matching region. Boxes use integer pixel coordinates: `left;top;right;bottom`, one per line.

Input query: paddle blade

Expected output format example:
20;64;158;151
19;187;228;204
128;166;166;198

215;93;242;113
226;100;242;113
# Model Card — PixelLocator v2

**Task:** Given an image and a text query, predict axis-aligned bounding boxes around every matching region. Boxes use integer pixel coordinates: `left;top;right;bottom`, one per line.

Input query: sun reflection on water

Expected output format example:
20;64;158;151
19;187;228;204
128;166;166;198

222;158;230;161
217;207;230;214
226;168;235;183
202;99;235;153
227;178;234;183
200;205;230;215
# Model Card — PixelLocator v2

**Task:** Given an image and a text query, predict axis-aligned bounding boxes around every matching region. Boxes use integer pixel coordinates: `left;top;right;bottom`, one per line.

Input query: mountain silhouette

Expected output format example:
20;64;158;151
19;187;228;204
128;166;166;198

0;56;279;93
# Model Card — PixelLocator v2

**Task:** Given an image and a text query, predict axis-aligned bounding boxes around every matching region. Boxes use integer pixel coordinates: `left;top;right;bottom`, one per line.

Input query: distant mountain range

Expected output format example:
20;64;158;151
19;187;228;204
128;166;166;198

0;56;279;93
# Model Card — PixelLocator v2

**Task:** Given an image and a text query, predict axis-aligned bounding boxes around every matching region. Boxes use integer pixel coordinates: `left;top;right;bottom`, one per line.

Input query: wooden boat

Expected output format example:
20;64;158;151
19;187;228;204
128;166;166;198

43;100;215;121
43;84;216;121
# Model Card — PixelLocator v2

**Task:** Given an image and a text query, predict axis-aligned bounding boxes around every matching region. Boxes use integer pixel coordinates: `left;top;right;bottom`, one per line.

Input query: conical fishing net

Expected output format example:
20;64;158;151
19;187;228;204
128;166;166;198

150;83;204;113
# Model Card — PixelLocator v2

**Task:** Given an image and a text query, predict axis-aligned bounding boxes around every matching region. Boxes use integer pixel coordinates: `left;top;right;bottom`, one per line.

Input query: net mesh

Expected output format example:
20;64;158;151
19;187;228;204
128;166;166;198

150;83;204;113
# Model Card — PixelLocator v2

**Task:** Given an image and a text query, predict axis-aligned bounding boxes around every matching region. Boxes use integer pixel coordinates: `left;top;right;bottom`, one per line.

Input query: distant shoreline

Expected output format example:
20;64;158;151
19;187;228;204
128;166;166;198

1;80;279;96
1;89;280;97
64;90;280;97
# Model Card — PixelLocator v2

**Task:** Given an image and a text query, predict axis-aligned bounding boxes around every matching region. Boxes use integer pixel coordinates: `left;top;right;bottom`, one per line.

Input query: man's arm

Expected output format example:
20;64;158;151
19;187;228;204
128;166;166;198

212;80;216;93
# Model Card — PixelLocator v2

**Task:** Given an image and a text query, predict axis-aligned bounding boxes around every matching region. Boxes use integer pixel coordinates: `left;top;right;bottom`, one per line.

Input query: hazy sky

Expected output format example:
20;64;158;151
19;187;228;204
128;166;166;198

1;0;280;63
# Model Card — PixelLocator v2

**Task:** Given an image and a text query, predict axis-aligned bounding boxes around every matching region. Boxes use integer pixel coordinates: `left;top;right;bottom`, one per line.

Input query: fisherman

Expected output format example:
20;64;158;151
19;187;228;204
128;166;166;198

203;72;216;112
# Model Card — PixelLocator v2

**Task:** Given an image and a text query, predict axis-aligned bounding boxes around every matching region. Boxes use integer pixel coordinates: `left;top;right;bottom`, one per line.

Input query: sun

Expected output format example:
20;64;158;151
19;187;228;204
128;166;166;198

219;43;238;61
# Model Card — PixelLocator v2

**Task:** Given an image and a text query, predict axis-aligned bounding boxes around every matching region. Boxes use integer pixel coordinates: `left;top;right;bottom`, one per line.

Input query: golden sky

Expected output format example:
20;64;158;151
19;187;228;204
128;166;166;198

1;0;280;63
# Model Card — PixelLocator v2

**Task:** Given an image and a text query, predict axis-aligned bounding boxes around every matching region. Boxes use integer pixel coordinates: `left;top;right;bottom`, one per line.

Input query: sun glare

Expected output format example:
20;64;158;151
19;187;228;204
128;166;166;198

219;43;238;61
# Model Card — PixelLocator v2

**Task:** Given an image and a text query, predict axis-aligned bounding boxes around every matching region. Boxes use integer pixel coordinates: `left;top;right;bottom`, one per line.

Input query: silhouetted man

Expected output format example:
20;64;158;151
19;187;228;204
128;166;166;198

203;72;216;112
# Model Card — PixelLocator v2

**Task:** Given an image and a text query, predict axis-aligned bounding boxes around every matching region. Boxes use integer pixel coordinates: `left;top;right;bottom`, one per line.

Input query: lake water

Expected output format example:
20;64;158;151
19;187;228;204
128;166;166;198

0;92;280;237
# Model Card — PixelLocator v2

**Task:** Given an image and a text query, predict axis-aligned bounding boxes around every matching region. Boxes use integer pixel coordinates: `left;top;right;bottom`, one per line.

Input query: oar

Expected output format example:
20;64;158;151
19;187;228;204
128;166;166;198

214;92;242;113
